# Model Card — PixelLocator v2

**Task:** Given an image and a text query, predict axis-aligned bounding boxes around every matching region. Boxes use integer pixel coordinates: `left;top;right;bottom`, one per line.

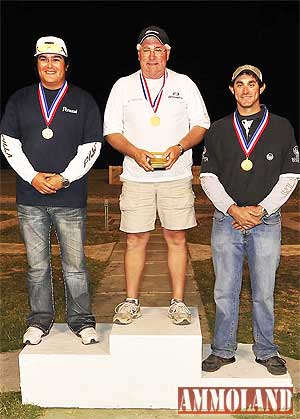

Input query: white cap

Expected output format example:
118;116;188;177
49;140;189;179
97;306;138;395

34;36;68;57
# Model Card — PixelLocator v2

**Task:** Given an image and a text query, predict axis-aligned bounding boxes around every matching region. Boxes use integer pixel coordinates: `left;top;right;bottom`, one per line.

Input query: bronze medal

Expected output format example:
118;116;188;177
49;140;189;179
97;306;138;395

241;158;253;171
42;127;54;140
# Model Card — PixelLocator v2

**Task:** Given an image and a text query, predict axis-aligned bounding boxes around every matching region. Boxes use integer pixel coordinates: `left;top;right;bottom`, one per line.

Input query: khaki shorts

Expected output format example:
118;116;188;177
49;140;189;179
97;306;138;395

119;178;197;233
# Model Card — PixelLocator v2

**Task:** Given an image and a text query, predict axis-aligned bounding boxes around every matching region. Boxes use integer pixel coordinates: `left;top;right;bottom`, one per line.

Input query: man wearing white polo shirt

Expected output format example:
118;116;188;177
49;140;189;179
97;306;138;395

104;25;210;325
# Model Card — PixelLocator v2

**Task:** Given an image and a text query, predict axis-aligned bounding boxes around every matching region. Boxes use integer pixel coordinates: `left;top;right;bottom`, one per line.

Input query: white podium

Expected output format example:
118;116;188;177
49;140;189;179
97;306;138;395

19;307;292;408
19;307;202;408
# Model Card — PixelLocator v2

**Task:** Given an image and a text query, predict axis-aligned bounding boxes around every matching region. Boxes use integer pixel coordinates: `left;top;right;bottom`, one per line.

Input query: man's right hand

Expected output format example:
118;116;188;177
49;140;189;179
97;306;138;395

133;148;154;172
31;172;57;194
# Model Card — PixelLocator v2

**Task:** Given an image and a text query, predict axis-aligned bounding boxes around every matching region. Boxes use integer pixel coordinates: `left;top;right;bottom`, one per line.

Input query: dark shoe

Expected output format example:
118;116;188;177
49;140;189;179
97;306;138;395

255;356;287;375
202;354;236;372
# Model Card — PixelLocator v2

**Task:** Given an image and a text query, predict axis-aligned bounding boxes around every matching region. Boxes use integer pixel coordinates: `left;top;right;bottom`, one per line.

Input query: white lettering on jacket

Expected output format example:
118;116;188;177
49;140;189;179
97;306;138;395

62;106;78;114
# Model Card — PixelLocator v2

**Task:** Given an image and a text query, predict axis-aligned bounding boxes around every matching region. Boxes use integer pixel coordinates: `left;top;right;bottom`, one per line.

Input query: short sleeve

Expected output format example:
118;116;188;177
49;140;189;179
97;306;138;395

82;93;103;145
280;121;300;175
0;92;21;139
200;126;219;176
103;79;124;136
186;78;210;130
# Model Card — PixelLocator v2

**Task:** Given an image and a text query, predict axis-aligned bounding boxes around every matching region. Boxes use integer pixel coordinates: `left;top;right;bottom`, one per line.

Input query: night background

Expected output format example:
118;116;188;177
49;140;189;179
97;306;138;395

1;0;299;169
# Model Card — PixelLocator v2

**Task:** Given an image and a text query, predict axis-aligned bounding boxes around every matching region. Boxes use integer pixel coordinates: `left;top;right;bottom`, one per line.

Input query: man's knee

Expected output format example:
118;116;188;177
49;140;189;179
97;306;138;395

126;232;150;249
163;229;187;246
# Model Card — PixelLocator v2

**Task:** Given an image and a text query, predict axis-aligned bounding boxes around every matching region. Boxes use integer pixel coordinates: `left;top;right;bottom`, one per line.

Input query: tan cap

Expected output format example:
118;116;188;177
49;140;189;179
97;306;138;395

231;64;263;82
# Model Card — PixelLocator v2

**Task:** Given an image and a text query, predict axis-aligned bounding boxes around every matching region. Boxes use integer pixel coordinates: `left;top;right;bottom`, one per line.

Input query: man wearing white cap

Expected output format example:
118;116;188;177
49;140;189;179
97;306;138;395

200;64;299;375
0;36;103;345
104;26;210;325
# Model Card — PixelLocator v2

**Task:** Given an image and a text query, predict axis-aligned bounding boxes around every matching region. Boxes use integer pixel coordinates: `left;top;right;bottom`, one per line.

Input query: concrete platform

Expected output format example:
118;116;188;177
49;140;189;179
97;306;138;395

202;344;292;387
19;307;292;409
19;307;202;408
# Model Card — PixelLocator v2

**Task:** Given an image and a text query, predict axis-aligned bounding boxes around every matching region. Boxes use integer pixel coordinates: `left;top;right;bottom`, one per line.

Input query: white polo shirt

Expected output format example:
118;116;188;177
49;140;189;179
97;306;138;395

104;68;210;182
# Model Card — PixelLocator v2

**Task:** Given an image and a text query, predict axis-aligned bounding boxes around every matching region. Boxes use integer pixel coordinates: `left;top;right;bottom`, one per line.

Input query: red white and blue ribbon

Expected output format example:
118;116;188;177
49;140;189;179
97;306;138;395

233;105;269;158
38;81;68;126
140;71;167;114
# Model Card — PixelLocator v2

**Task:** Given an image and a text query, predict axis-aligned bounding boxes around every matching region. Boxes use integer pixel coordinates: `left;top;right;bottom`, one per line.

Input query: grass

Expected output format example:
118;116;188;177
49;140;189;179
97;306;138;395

281;226;300;245
85;214;119;244
0;214;119;244
0;214;15;222
232;394;300;419
0;391;298;419
192;256;300;359
0;392;43;419
187;215;212;245
0;254;108;352
187;218;300;246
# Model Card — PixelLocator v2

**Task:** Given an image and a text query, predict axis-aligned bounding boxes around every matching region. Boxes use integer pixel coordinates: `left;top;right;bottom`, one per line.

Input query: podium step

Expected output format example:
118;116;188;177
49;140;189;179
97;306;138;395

19;307;292;409
19;307;202;408
201;344;292;387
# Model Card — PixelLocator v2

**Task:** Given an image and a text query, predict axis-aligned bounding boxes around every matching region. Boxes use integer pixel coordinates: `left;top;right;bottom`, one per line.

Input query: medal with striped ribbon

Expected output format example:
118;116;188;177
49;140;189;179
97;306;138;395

38;81;69;139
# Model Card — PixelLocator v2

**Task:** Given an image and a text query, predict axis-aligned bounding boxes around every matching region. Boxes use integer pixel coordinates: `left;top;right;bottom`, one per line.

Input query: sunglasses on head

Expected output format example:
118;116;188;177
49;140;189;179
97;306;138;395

36;42;66;55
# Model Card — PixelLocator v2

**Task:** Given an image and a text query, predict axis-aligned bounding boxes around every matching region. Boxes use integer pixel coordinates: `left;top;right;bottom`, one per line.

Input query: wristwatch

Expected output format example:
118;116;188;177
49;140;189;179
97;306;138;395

177;143;185;155
261;207;268;217
59;175;70;188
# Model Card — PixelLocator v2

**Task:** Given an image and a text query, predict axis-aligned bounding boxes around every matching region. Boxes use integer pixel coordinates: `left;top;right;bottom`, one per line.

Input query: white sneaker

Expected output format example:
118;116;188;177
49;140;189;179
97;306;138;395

23;327;44;345
113;300;141;325
168;299;192;325
79;327;99;345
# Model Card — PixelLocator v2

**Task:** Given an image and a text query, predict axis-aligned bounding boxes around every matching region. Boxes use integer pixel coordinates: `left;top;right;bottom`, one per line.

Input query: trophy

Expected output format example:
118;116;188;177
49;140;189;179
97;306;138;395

149;152;167;170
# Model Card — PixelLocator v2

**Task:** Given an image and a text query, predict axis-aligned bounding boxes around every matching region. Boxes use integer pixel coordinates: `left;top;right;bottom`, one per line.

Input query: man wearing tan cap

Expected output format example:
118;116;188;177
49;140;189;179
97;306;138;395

0;36;103;345
104;26;210;325
200;64;299;375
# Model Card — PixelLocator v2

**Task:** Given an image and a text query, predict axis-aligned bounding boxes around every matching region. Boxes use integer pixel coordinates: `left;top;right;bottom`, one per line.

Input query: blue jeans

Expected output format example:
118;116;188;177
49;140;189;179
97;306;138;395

211;209;281;360
17;205;96;335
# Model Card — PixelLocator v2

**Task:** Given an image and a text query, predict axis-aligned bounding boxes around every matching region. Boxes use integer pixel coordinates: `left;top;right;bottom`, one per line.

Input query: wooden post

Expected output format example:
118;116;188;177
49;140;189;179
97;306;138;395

108;166;123;185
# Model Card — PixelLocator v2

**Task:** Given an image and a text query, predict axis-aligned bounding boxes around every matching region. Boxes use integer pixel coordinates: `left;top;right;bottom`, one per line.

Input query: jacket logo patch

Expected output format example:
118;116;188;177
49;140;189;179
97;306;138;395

292;145;299;163
168;91;183;99
201;146;208;163
62;106;78;114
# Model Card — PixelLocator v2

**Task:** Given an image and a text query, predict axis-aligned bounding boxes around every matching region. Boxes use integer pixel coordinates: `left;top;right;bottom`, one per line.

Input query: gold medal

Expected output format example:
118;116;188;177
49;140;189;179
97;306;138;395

42;127;54;140
150;115;160;126
241;158;253;171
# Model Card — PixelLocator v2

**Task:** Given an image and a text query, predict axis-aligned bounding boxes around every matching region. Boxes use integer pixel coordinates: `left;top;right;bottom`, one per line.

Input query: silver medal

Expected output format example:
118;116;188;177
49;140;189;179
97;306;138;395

42;127;54;140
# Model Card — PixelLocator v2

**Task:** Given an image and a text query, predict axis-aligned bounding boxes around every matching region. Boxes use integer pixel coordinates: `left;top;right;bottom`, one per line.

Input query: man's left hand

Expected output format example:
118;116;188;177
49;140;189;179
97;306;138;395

246;205;265;218
232;205;264;230
162;145;182;169
47;174;64;191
